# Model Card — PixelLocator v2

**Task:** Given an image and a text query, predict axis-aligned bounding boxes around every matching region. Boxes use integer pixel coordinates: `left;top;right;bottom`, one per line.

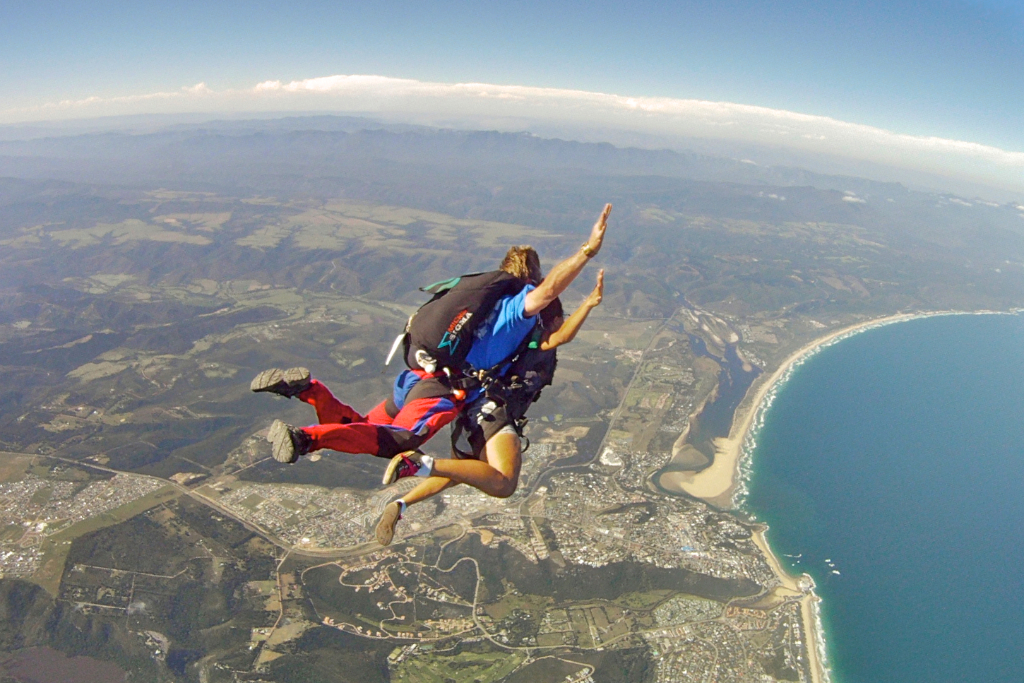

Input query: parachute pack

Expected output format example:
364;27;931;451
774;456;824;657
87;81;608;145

385;270;527;375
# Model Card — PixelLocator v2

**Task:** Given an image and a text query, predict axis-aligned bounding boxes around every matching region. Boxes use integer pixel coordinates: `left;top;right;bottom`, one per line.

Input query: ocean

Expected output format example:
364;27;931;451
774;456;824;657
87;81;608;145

744;313;1024;683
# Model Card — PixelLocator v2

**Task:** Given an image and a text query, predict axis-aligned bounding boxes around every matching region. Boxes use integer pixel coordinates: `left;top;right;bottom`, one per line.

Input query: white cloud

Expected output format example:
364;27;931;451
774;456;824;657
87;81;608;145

842;195;867;203
3;73;1023;192
16;82;211;114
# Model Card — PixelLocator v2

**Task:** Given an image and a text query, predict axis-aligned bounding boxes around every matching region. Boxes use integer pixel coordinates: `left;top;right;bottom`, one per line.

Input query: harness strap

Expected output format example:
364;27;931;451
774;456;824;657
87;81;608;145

449;415;477;459
459;321;543;401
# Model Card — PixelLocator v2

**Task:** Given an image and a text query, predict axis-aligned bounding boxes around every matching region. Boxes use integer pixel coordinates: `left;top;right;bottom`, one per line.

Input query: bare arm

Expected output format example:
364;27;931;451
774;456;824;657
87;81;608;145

540;269;603;351
524;203;611;317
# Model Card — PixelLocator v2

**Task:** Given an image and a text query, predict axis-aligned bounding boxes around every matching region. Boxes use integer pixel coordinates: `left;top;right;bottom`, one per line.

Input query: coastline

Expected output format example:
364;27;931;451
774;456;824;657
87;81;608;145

722;313;931;683
661;311;956;683
727;312;952;683
656;308;1022;683
664;312;937;504
750;529;826;683
650;308;1024;682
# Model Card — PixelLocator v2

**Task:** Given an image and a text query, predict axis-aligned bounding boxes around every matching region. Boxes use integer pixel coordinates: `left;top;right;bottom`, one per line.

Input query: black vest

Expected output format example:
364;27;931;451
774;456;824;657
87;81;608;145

500;341;558;421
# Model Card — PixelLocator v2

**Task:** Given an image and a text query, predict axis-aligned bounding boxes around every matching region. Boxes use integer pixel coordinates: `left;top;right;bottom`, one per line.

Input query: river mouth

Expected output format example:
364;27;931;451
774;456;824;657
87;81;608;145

653;332;760;497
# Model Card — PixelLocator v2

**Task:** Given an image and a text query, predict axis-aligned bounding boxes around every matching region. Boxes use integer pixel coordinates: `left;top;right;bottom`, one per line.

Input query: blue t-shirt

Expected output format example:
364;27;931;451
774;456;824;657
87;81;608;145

464;285;536;371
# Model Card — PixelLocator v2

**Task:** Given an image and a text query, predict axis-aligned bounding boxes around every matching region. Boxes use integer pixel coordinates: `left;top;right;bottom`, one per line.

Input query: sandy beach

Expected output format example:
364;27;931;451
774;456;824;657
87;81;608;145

750;530;826;683
661;312;928;505
656;308;1021;683
659;308;1023;508
659;311;951;683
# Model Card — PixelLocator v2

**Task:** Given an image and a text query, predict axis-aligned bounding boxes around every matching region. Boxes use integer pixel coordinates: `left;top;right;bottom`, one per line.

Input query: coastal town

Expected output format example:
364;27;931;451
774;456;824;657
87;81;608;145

2;188;938;682
0;467;167;579
151;298;823;682
0;296;829;682
0;278;845;683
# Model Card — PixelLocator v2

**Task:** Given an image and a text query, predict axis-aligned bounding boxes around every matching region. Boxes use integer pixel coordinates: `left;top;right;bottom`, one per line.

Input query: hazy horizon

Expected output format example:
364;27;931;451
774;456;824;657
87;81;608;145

2;96;1021;203
4;0;1021;197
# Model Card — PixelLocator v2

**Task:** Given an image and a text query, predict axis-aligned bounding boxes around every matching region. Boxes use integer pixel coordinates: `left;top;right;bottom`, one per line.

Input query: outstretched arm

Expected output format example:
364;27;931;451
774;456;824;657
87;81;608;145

540;269;603;351
524;204;610;317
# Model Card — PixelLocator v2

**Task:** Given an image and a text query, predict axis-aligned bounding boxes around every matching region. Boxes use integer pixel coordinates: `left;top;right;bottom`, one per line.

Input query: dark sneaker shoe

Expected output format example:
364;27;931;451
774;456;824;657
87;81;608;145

267;420;313;464
382;451;423;485
375;501;402;546
250;367;311;398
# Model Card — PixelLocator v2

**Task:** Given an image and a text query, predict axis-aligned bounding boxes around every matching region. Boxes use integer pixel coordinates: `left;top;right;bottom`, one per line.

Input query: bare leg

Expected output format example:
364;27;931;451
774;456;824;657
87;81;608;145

428;431;521;498
376;476;457;546
377;433;520;546
401;476;458;506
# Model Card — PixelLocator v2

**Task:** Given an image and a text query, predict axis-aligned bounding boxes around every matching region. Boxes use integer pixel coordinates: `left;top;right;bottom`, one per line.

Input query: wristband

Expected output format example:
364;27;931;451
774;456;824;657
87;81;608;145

581;242;597;258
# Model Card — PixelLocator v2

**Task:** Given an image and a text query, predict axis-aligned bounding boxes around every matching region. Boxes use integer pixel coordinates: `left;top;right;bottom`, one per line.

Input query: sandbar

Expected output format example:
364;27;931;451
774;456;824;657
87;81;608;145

663;312;928;505
658;311;952;683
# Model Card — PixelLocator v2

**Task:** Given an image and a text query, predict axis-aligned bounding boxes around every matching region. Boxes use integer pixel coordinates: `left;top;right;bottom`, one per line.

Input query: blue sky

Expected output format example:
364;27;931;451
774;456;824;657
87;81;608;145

1;1;1022;191
3;0;1022;147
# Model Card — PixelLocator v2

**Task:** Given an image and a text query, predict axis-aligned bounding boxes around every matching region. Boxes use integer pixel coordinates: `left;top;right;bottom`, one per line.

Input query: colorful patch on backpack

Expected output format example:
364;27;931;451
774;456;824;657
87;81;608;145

438;309;473;353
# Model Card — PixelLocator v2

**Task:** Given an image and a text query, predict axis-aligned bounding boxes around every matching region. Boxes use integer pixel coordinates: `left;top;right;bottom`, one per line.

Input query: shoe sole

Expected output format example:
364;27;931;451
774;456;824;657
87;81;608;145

381;453;405;486
268;419;298;463
381;451;422;486
250;367;310;395
376;502;401;546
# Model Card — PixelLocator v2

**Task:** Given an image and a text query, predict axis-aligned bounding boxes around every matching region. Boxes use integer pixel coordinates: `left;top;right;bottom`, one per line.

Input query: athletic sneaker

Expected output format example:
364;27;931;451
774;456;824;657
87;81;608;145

375;501;402;546
267;420;313;463
382;451;424;485
250;367;311;398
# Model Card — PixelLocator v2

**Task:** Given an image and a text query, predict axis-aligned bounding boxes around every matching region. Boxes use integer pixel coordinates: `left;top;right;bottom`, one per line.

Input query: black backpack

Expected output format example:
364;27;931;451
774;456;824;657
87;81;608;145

386;270;527;375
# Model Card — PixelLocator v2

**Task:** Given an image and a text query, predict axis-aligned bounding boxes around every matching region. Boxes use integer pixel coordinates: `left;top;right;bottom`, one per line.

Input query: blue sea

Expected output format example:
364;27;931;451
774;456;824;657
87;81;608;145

744;313;1024;683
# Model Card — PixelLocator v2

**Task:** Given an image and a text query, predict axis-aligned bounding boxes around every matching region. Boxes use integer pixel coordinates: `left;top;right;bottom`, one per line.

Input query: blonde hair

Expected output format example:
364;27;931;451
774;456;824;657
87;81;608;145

500;245;542;284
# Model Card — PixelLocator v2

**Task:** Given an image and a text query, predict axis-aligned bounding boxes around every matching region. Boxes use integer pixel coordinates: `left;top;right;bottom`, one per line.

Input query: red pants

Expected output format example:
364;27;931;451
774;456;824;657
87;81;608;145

297;375;461;459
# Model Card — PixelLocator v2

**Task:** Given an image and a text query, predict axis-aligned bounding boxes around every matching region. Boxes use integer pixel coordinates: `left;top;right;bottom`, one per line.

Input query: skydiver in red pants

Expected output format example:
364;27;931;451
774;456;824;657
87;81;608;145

250;366;463;462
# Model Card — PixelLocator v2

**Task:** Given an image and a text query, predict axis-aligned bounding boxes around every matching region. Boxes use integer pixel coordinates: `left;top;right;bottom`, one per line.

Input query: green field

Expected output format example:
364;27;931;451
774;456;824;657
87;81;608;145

390;649;527;683
35;486;180;594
